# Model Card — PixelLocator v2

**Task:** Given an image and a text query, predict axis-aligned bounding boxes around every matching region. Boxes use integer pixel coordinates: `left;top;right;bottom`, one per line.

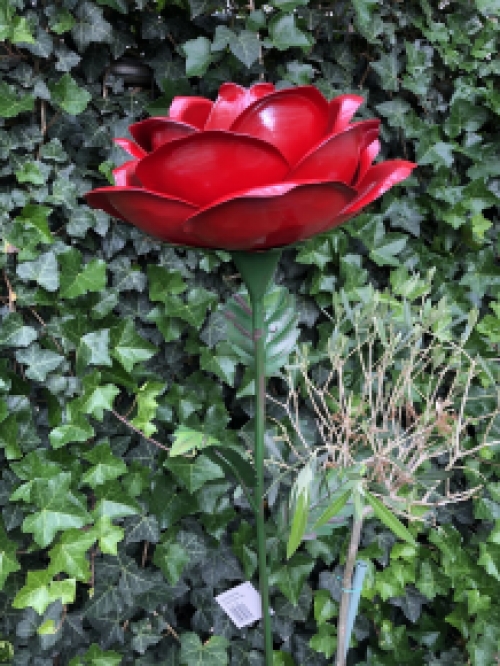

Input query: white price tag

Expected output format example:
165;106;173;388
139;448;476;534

215;582;265;629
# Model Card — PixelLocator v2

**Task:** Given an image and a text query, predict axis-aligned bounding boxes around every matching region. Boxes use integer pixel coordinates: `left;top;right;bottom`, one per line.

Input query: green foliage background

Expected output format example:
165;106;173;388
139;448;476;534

0;0;499;663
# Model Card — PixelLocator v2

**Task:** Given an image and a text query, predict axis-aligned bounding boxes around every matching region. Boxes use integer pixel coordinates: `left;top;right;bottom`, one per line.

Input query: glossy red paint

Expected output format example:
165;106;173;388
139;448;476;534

86;83;416;251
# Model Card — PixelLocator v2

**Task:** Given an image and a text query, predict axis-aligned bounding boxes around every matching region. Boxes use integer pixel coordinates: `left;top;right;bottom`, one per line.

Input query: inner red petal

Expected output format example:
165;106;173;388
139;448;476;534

230;87;329;166
135;131;290;207
129;118;197;152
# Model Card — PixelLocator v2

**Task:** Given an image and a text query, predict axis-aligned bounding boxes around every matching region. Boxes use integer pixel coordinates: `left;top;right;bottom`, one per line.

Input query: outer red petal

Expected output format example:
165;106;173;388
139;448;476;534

204;82;276;131
169;96;214;129
182;181;356;250
112;160;141;187
129;118;197;152
85;189;124;220
328;94;365;133
354;138;380;185
113;138;147;160
287;119;380;186
230;86;329;166
135;131;290;207
85;187;202;246
346;160;417;213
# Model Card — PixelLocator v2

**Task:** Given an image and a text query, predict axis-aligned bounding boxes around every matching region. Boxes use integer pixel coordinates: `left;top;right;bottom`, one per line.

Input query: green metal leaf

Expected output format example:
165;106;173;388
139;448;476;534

226;285;299;375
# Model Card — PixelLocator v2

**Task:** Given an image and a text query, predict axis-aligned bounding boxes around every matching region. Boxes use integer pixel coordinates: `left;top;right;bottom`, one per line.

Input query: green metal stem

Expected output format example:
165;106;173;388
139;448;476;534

251;293;273;665
231;249;281;666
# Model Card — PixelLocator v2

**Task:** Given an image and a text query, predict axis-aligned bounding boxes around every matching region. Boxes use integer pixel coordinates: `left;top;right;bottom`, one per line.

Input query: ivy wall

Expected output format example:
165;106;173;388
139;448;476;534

0;0;499;663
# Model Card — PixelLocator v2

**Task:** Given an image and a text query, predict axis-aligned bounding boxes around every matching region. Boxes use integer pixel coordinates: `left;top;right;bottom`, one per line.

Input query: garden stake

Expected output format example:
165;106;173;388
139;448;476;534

231;249;282;666
343;560;368;662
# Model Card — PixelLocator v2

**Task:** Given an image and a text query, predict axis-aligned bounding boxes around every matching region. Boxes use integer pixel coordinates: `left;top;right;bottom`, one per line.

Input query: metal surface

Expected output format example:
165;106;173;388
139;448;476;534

86;82;416;251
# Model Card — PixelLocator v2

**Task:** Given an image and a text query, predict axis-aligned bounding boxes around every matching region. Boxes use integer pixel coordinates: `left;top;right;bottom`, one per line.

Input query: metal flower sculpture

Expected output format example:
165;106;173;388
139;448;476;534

86;82;415;251
85;82;416;666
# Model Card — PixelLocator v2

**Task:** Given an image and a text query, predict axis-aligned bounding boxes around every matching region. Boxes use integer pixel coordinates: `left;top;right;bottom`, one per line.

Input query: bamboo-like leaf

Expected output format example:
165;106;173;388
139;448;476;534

286;490;309;560
365;491;416;545
312;489;352;531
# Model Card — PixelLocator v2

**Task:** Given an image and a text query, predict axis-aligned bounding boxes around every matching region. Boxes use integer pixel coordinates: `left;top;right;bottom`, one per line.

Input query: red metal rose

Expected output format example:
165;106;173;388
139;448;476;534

86;83;416;251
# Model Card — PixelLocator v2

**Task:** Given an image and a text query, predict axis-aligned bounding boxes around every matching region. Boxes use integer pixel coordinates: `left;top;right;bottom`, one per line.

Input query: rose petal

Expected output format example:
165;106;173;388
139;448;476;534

85;187;201;245
183;181;356;250
204;82;276;131
135;131;290;207
347;160;417;213
287;119;380;186
169;96;214;128
328;94;365;133
113;160;141;187
85;189;124;220
230;86;329;166
113;138;147;160
354;138;381;185
129;118;197;152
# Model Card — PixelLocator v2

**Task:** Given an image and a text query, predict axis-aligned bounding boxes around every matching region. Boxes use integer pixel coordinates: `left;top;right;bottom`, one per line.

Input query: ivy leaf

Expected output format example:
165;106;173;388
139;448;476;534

0;82;34;118
229;30;261;69
200;345;237;385
48;528;95;581
50;416;94;449
76;329;112;374
49;74;91;115
478;543;500;581
123;510;159;546
130;381;165;437
69;643;122;666
92;516;124;555
148;265;186;301
15;344;64;382
15;162;48;186
271;0;309;10
58;250;106;299
80;371;120;421
170;426;221;457
22;473;92;547
0;313;37;348
0;414;22;460
17;251;60;292
162;288;216;329
369;233;407;267
47;7;76;34
180;633;229;666
164;455;225;493
71;2;112;51
475;0;500;15
153;540;190;584
13;570;76;614
444;99;489;138
11;16;35;43
417;140;455;168
111;320;157;372
81;441;127;488
268;14;311;51
92;481;141;520
183;36;212;77
371;50;401;91
269;555;315;606
14;204;54;244
0;525;20;590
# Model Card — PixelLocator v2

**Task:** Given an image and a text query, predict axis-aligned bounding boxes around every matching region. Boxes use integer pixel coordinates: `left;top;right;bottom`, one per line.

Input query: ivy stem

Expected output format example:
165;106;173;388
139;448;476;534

250;292;273;664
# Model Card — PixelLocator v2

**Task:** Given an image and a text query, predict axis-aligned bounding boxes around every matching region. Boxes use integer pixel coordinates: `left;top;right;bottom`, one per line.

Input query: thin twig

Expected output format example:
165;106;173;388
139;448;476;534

3;271;16;312
111;409;169;451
